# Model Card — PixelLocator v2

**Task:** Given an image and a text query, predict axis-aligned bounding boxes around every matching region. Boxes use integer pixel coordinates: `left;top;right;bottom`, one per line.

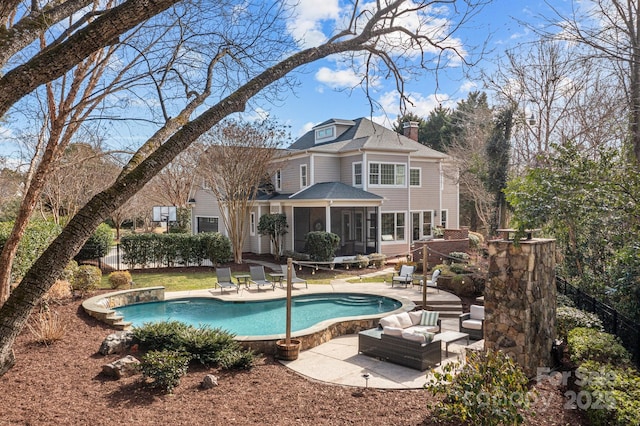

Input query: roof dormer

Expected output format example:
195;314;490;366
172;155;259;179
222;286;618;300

314;124;336;144
312;118;355;144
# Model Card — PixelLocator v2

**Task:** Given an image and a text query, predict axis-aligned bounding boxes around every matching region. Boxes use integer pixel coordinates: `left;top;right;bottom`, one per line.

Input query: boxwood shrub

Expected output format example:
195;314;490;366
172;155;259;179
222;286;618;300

304;231;340;261
567;327;632;366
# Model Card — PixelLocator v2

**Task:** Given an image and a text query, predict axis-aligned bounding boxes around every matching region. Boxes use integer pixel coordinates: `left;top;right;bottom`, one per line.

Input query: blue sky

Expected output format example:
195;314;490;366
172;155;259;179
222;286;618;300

266;0;559;138
0;0;562;158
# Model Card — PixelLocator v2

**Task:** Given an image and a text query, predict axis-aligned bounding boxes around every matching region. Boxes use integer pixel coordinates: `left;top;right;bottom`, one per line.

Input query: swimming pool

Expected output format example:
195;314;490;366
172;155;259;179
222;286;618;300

114;293;402;336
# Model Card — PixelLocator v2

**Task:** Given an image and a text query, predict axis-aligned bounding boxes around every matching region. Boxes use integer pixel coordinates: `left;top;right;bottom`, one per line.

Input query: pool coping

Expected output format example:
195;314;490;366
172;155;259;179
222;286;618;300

82;286;415;354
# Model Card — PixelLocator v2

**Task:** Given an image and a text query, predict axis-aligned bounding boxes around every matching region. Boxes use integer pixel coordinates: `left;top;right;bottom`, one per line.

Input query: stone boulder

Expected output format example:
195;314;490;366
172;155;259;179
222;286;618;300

102;355;140;379
99;330;135;355
201;374;218;389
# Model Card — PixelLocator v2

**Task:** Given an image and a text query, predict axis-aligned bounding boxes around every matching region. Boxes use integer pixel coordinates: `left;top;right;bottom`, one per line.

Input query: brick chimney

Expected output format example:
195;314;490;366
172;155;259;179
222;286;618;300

402;121;419;142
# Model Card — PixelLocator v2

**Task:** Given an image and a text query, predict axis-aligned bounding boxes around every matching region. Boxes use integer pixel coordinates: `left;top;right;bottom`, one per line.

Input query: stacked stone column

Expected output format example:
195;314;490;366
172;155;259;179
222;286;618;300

485;238;556;377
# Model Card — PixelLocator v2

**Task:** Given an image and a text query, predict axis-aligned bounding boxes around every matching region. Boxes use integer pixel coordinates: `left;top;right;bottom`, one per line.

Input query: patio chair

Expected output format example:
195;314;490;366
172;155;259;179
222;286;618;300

391;265;415;287
249;265;276;291
213;267;239;294
426;269;441;293
281;264;308;289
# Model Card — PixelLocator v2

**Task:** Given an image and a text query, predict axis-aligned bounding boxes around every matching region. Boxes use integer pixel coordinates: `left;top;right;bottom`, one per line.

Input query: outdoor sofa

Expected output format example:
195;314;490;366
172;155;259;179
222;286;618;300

358;310;442;370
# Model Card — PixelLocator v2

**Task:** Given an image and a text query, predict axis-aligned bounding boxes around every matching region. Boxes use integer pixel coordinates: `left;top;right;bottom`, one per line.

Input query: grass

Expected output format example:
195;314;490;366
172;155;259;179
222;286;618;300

98;267;389;292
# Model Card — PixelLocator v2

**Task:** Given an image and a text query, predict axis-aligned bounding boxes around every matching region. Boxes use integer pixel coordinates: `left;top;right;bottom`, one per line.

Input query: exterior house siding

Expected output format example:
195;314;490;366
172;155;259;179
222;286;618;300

191;117;459;260
313;155;341;183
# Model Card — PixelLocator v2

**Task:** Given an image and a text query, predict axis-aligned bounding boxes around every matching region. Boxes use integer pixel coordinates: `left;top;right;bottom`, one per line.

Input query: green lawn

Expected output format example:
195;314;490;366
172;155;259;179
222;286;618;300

99;269;352;292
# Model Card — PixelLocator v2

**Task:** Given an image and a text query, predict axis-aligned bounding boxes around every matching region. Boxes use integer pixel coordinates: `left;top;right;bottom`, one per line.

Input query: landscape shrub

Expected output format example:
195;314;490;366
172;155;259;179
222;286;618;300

567;327;632;366
132;321;255;370
304;231;340;261
576;360;640;426
427;349;531;425
27;309;67;345
43;280;72;304
75;223;113;261
355;254;370;268
132;321;190;352
61;260;78;283
139;349;190;393
556;293;576;308
71;265;101;295
448;251;470;262
282;250;310;261
451;274;476;297
200;232;232;265
468;231;483;248
556;306;603;341
108;270;132;290
0;220;61;285
367;253;386;268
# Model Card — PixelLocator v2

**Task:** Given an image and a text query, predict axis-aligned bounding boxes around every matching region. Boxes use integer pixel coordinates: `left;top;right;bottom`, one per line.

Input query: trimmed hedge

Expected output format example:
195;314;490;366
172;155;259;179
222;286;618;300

75;223;113;261
304;231;340;261
120;232;231;268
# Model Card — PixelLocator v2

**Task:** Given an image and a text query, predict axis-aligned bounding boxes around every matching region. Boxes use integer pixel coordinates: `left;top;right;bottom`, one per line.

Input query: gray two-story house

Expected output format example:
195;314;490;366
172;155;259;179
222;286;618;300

190;117;459;259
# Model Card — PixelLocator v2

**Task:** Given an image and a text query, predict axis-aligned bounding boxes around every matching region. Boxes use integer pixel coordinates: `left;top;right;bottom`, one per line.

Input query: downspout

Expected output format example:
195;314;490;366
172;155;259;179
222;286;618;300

439;161;443;228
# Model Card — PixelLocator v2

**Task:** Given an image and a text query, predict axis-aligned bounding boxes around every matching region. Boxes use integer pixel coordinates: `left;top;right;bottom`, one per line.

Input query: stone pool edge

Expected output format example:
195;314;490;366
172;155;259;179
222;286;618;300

82;287;415;355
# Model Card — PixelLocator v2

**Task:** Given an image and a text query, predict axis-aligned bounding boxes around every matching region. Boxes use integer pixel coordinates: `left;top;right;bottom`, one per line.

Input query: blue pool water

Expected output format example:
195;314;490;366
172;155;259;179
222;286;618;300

114;293;401;336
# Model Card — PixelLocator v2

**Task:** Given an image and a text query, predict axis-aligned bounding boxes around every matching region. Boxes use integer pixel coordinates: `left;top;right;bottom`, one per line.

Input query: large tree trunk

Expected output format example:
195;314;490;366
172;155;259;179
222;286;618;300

0;26;385;373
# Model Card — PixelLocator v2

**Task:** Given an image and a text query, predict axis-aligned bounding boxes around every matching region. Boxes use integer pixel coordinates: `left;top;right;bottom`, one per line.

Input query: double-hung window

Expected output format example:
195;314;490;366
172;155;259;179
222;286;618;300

369;162;406;186
410;168;421;186
353;162;362;187
300;164;308;188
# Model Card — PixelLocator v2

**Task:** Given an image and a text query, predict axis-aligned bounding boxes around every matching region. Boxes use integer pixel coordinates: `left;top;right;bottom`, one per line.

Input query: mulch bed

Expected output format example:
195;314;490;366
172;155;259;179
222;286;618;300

0;292;588;425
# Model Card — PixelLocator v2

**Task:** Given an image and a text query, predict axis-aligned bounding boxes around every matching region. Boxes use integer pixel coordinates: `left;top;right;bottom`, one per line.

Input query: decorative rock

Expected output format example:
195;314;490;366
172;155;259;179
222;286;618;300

201;374;218;389
102;355;140;379
99;330;135;355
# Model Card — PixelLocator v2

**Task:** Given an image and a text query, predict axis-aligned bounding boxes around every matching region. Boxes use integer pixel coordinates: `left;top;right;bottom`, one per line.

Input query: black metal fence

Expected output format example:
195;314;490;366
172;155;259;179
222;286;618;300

557;277;640;366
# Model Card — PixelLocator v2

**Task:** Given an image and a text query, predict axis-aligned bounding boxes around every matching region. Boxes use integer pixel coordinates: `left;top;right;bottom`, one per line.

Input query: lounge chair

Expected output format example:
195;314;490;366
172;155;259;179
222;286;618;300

459;304;485;340
249;265;275;291
426;269;441;292
213;267;239;294
280;264;308;289
391;265;415;287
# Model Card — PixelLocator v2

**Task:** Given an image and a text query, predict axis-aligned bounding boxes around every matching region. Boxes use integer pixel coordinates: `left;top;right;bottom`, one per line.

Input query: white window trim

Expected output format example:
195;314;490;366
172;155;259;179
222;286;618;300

409;167;421;187
368;161;407;188
352;161;362;187
300;164;308;188
315;126;335;143
275;170;282;191
440;209;448;228
250;212;256;236
380;211;406;242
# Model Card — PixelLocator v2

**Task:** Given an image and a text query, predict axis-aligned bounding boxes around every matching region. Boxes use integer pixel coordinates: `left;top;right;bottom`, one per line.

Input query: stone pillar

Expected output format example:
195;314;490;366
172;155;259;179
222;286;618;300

485;238;556;377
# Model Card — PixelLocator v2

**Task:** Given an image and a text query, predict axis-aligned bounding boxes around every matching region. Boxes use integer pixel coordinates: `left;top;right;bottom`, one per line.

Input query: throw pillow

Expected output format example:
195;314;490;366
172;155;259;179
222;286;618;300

420;311;439;326
379;315;401;328
395;312;413;328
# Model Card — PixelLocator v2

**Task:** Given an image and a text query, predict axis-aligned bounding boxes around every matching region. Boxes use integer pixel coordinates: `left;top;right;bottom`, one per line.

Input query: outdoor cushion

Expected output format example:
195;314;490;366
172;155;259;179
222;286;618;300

395;312;413;328
379;315;401;328
408;310;423;325
410;325;440;334
470;305;485;320
383;326;404;336
401;330;426;343
461;319;483;330
420;311;439;326
412;330;435;344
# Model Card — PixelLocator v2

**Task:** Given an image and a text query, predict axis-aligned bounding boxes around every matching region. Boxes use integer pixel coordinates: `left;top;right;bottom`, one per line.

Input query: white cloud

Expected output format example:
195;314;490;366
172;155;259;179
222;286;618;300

299;121;317;137
459;80;478;93
315;67;362;89
286;0;341;48
377;90;454;119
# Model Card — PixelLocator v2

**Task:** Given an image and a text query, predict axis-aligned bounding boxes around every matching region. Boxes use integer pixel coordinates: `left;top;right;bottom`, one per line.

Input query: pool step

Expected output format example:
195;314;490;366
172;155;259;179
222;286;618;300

104;312;133;330
415;299;463;318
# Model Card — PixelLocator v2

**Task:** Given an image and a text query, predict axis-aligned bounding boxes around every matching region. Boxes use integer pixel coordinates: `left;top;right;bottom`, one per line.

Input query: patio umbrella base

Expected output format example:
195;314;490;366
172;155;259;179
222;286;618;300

276;339;301;361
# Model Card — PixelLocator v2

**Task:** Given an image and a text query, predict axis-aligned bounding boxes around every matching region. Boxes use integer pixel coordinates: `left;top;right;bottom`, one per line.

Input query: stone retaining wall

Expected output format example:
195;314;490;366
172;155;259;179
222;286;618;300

82;287;165;324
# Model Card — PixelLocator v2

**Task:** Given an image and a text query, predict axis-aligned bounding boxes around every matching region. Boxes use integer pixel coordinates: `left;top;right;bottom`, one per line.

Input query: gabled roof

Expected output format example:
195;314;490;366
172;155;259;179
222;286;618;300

286;117;448;159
